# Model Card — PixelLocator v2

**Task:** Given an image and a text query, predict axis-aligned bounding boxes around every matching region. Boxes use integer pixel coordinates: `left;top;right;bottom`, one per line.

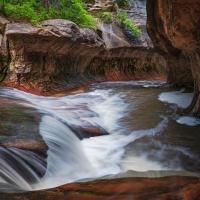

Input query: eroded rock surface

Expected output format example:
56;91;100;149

126;0;152;47
0;17;166;95
0;176;200;200
88;0;114;12
3;20;105;95
147;0;200;116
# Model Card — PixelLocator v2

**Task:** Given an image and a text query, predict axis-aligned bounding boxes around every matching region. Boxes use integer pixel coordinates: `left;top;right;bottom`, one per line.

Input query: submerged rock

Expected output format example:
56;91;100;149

0;98;47;152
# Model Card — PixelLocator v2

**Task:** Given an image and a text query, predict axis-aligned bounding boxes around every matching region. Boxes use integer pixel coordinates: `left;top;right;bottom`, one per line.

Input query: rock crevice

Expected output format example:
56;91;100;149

147;0;200;116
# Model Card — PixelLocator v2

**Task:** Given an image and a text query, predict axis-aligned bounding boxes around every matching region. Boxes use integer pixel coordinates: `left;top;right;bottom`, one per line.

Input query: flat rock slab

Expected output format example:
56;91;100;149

0;176;200;199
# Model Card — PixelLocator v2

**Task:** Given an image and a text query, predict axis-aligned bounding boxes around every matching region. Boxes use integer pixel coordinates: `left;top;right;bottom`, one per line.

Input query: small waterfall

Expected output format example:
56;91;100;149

0;113;170;192
0;147;46;193
0;83;198;193
36;116;95;189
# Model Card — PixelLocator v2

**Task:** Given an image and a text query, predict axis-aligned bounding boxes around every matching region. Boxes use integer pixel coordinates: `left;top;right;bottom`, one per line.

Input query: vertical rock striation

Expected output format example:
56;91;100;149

4;20;105;95
0;0;168;95
147;0;200;116
0;16;166;95
126;0;152;47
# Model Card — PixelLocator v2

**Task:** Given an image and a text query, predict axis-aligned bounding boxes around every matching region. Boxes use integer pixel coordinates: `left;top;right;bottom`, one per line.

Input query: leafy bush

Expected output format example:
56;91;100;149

116;0;128;8
0;0;97;29
100;12;113;23
117;11;141;37
117;10;127;21
92;11;113;24
49;0;97;30
4;0;49;25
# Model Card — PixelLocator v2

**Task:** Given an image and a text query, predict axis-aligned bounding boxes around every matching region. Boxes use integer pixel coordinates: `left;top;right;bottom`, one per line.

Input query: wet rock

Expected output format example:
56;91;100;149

0;98;47;152
0;176;200;199
3;19;105;95
126;0;153;48
70;125;109;139
146;0;200;116
0;139;47;152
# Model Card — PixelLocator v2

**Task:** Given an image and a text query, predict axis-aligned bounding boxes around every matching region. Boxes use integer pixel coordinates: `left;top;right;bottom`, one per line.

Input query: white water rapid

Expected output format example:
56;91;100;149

0;81;199;193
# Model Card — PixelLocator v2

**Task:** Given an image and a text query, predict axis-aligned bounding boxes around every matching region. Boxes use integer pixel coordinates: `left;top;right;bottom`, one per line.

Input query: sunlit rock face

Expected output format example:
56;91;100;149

147;0;200;116
88;0;114;12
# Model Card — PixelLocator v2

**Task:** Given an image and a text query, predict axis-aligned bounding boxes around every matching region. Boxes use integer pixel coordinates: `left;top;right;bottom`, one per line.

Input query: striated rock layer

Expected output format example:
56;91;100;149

147;0;200;116
0;19;166;96
0;176;200;200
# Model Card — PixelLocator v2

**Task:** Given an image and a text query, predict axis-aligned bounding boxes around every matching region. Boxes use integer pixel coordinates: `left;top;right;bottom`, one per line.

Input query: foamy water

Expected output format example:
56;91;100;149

0;82;199;193
158;89;193;109
176;116;200;126
158;89;200;126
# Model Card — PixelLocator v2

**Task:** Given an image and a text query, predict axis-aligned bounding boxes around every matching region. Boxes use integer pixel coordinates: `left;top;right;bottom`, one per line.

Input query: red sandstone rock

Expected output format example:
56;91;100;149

147;0;200;116
0;176;200;200
0;18;167;96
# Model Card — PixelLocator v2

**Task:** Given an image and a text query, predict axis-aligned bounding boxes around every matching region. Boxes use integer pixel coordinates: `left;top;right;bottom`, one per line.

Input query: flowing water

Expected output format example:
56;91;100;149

0;80;200;193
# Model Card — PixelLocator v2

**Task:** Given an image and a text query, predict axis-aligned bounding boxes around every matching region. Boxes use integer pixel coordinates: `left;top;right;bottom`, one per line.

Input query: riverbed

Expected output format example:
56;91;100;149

0;80;199;193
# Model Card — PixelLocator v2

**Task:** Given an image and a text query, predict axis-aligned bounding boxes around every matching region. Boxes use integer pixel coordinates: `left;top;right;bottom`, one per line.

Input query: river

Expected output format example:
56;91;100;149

0;80;199;193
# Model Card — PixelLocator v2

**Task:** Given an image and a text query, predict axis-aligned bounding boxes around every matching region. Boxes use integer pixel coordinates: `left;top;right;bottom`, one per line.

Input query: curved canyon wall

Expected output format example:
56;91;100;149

147;0;200;116
1;20;166;96
1;0;200;117
0;1;167;96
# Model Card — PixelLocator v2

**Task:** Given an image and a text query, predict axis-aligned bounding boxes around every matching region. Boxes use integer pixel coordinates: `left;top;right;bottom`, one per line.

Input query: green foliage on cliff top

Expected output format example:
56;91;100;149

49;0;97;30
117;11;141;37
0;0;97;29
2;0;48;25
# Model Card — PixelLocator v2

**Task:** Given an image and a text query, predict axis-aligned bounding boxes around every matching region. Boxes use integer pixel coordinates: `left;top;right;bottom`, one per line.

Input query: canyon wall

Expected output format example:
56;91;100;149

147;0;200;116
0;1;167;96
1;0;200;117
1;20;166;96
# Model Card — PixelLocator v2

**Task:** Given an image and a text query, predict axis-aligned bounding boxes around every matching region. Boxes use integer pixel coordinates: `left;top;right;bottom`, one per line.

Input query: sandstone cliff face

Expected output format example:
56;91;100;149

3;20;105;95
147;0;200;116
0;15;166;95
85;47;166;81
90;0;152;49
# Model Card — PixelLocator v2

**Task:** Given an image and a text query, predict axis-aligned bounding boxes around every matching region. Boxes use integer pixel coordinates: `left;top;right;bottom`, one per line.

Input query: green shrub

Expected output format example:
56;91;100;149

117;11;141;37
0;0;97;29
50;0;97;30
123;19;141;37
4;0;49;25
116;0;128;8
117;10;127;21
92;11;113;24
100;12;113;23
